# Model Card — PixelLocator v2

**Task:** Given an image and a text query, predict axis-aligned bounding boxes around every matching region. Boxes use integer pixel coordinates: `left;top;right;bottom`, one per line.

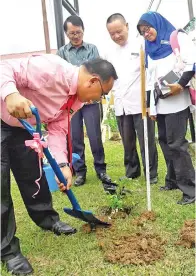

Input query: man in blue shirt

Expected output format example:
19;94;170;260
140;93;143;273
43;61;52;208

57;15;111;186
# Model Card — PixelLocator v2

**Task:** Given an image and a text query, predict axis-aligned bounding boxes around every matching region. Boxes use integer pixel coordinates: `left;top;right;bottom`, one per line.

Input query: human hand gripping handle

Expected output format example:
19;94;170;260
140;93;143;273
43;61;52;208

5;92;34;119
55;166;72;192
42;146;80;210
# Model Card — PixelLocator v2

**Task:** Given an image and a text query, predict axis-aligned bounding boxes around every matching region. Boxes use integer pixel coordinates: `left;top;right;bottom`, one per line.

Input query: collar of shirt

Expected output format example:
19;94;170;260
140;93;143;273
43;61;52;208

68;67;80;96
114;36;140;52
67;41;88;51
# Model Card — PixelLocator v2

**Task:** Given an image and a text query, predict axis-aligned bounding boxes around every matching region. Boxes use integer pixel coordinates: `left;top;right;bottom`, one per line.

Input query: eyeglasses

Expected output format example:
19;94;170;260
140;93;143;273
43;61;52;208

97;79;106;99
140;26;151;36
67;31;83;37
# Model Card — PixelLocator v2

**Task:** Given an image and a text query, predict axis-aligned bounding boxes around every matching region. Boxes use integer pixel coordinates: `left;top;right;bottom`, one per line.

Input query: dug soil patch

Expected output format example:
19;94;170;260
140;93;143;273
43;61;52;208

82;210;166;265
132;211;156;226
176;219;195;248
99;232;166;265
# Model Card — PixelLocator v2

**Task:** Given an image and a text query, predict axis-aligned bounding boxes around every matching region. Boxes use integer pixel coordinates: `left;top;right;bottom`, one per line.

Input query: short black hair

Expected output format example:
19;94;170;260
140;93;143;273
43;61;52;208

106;13;126;25
63;15;84;32
83;58;118;82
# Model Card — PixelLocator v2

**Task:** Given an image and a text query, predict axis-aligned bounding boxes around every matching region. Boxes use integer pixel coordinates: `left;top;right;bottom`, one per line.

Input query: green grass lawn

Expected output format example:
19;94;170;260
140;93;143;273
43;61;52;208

2;138;195;276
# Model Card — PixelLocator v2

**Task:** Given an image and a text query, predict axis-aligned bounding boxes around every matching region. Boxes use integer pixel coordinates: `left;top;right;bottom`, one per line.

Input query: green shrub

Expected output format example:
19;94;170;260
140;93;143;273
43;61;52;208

104;107;118;132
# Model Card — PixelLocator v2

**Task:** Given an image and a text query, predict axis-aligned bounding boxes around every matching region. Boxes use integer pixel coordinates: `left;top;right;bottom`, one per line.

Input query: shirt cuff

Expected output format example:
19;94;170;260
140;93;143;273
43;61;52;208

178;71;195;88
52;151;68;164
1;83;19;101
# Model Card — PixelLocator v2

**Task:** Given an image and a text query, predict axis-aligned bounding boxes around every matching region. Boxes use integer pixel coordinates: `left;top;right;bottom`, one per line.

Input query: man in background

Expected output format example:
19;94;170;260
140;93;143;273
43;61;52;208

57;15;111;187
105;13;158;183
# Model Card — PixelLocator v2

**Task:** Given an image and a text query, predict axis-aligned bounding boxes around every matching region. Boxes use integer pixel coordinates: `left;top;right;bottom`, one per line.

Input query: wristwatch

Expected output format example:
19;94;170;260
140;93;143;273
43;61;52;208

58;162;70;168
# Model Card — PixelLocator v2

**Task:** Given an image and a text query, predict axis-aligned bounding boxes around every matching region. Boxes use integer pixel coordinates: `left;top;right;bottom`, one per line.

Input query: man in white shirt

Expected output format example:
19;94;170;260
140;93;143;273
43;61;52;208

105;13;158;182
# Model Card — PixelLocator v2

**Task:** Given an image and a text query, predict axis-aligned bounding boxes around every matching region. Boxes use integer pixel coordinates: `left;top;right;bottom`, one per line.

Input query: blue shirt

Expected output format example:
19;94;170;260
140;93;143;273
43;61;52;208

57;41;99;66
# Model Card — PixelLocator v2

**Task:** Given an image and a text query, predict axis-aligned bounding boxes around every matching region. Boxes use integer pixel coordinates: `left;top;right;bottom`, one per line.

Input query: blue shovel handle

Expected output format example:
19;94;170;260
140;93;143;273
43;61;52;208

18;107;81;210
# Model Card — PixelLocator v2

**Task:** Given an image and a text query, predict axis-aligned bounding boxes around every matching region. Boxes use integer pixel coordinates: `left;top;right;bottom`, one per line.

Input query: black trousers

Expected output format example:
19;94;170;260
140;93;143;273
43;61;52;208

116;113;158;179
71;103;106;177
1;121;59;261
157;108;195;197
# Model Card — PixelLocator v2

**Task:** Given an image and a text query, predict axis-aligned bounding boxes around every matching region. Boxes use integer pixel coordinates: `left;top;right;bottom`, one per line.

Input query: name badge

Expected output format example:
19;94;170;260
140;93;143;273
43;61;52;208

131;52;139;56
160;40;170;45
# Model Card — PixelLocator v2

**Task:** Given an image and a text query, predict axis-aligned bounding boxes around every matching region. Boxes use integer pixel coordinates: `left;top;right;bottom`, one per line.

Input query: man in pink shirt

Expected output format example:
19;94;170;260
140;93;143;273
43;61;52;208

1;54;117;275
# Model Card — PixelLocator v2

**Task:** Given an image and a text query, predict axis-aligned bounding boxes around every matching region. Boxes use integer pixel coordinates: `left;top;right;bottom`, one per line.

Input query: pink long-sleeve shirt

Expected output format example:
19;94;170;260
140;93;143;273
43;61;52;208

0;54;83;163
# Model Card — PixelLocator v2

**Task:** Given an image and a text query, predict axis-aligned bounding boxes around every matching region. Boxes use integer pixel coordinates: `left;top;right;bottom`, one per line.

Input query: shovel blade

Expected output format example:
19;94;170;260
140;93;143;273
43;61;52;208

64;207;111;227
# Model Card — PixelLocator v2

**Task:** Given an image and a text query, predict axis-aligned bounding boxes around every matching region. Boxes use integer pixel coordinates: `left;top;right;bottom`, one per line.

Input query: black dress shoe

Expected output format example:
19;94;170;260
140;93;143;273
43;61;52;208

52;221;77;235
102;182;118;194
97;173;111;183
74;176;86;186
160;186;178;191
5;253;33;275
177;196;195;205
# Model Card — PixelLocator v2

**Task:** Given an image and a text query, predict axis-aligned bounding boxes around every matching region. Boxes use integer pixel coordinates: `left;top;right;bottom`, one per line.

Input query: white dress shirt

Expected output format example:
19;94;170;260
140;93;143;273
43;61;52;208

104;38;142;116
147;32;194;115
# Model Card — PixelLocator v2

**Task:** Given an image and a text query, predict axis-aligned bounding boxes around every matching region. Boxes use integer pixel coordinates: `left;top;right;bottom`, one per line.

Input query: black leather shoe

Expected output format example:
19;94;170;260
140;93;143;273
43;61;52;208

177;196;195;205
52;221;77;235
97;172;111;184
102;182;118;194
5;253;33;275
160;186;178;191
74;176;86;186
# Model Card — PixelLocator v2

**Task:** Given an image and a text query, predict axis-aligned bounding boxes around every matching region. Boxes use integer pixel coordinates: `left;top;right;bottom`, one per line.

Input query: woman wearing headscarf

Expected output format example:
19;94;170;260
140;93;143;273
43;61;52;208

137;12;195;205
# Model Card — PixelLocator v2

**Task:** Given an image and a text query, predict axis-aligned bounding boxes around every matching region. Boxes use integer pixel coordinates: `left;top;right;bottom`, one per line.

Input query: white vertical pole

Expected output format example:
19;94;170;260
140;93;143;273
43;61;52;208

140;45;151;211
143;116;151;211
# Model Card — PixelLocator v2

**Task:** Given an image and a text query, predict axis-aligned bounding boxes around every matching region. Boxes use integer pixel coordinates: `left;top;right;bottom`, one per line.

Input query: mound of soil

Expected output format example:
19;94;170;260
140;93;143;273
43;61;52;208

99;232;166;265
175;219;195;248
81;210;166;265
133;211;156;226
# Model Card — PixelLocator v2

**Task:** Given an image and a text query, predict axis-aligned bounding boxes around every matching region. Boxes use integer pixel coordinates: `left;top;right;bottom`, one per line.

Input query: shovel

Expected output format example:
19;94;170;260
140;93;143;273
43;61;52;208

18;107;110;227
